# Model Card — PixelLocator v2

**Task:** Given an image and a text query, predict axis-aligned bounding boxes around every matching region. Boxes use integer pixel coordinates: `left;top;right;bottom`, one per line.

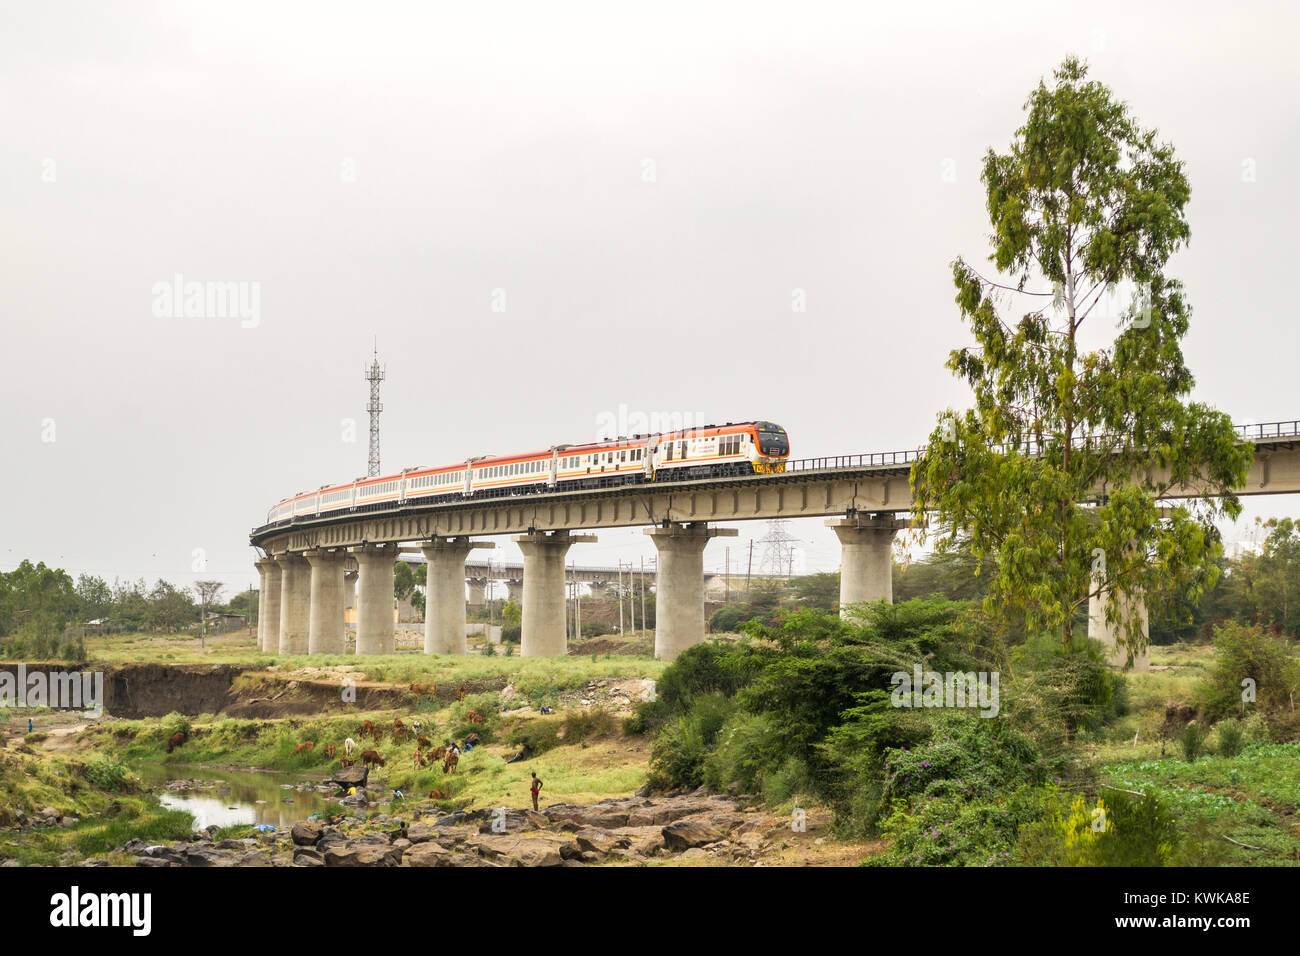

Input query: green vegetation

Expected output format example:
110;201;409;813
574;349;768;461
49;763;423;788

911;55;1252;662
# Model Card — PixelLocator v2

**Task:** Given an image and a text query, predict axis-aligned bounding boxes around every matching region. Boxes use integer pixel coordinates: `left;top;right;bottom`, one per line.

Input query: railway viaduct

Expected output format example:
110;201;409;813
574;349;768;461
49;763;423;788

250;422;1300;665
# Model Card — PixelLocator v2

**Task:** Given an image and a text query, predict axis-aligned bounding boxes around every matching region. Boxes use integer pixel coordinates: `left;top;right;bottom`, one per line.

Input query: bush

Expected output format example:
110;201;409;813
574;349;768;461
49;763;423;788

85;758;130;791
1177;722;1206;762
879;716;1046;805
1014;787;1186;867
703;712;786;795
1197;621;1300;719
500;624;521;645
507;719;561;758
1213;719;1245;758
870;786;1045;867
563;708;618;744
647;694;737;790
709;604;758;633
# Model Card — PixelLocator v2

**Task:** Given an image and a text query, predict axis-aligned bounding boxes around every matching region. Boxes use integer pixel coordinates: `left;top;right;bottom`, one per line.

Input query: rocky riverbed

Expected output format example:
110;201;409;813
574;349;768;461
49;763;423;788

79;788;780;867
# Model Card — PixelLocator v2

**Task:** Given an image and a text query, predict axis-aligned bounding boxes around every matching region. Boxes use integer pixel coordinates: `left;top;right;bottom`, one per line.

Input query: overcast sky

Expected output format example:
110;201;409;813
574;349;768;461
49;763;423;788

2;0;1297;597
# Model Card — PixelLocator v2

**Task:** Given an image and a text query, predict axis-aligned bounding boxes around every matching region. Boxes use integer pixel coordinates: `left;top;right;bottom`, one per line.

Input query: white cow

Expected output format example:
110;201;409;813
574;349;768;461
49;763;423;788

344;737;356;757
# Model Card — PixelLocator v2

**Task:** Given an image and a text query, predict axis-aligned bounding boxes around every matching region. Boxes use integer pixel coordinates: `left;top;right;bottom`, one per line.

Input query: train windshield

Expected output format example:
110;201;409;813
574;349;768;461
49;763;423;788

756;423;788;455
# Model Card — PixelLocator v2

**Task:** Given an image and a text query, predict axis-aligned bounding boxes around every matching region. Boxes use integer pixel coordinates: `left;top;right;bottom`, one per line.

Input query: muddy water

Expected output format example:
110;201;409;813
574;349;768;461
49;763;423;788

132;763;337;831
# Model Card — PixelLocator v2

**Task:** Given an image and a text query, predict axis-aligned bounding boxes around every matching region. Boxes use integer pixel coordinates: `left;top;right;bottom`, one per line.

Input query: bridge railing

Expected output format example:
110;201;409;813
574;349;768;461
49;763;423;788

1235;420;1300;440
782;421;1300;476
786;449;923;471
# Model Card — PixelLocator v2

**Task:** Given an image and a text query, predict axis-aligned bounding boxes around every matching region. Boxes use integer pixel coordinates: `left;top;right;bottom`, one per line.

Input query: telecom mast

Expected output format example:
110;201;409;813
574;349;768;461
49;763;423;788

365;342;385;476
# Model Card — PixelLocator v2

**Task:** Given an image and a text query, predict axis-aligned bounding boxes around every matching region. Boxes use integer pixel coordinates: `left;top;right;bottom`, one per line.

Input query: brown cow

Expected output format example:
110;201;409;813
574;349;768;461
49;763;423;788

456;685;467;701
360;720;376;738
427;788;447;800
370;725;384;742
428;746;446;761
165;731;187;754
360;749;386;768
412;749;425;769
293;741;315;756
416;734;432;750
410;683;432;696
392;726;408;743
339;756;354;768
393;717;405;731
442;751;459;774
466;710;485;724
323;743;336;758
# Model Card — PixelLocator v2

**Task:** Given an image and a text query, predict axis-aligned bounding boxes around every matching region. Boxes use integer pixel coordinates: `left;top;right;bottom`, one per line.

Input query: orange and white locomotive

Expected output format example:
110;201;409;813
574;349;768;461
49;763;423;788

265;421;789;525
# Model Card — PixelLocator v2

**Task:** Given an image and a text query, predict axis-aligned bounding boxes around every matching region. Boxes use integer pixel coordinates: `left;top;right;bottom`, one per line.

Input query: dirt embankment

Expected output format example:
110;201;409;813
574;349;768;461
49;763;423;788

0;662;245;718
1;662;508;719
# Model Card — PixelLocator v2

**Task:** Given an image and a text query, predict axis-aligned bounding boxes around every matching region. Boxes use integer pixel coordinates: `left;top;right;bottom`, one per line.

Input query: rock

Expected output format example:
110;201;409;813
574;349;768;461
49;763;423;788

662;818;727;852
323;842;402;867
406;825;439;844
181;846;228;867
61;816;79;827
293;848;325;867
402;842;452;867
330;766;369;792
574;827;628;856
291;821;323;847
680;847;708;860
136;857;171;867
468;834;565;867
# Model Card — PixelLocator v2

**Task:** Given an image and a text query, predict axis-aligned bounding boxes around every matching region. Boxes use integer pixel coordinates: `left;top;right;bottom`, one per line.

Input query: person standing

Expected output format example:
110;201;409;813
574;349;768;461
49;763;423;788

529;771;543;811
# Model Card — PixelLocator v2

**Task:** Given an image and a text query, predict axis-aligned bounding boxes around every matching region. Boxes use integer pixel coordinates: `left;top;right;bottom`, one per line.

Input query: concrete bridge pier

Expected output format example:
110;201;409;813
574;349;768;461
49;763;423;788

275;552;311;654
467;579;487;609
305;549;347;655
646;522;738;660
422;538;495;654
516;530;597;657
254;558;281;653
353;544;397;655
506;579;523;605
827;513;908;617
1088;583;1151;671
344;570;357;614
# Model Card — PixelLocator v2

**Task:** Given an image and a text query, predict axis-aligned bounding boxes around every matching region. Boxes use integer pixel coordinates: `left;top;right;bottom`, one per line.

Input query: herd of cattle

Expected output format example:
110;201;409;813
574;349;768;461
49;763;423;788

160;682;484;797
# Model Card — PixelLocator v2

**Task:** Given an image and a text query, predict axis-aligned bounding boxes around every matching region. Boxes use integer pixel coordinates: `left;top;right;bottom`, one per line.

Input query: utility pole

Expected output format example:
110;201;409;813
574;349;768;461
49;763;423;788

725;547;730;604
617;561;625;639
640;556;646;637
746;540;753;595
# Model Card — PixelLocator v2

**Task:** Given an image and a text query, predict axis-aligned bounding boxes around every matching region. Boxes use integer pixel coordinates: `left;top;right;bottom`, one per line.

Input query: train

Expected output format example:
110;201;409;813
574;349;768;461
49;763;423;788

265;420;790;525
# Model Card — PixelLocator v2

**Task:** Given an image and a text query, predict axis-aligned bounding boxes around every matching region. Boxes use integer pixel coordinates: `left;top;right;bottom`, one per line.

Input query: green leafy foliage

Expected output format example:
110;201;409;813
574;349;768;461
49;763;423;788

910;56;1253;661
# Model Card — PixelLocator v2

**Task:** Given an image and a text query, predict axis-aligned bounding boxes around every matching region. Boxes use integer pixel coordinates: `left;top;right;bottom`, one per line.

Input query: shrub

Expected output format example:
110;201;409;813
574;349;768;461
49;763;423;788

1213;719;1245;758
500;624;521;645
1197;621;1300;719
703;712;786;795
1177;722;1206;762
84;758;129;791
563;708;618;743
879;716;1046;805
507;719;561;758
1014;787;1184;867
647;693;737;790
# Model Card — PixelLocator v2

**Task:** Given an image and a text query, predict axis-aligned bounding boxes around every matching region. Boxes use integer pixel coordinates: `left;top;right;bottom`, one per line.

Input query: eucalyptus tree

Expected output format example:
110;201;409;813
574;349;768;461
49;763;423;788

911;57;1252;660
